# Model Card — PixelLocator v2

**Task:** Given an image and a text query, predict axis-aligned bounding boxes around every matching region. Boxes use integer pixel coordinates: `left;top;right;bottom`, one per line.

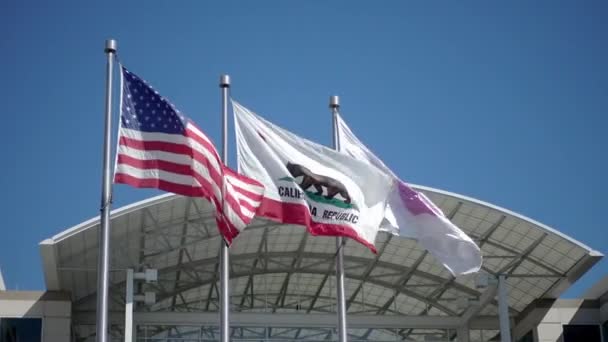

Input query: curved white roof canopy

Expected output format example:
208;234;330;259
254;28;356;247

40;185;602;335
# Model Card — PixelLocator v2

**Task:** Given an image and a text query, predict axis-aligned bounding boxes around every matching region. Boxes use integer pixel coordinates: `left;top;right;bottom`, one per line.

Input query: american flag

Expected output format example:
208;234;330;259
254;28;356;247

114;66;264;243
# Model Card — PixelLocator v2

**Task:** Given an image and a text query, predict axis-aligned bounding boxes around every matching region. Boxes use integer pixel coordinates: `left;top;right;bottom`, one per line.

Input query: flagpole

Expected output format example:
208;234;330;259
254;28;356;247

96;38;116;342
219;74;231;342
330;95;348;342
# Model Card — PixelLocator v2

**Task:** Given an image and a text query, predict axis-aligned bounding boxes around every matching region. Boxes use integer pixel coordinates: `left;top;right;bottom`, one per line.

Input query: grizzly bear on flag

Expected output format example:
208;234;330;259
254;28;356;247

286;162;352;204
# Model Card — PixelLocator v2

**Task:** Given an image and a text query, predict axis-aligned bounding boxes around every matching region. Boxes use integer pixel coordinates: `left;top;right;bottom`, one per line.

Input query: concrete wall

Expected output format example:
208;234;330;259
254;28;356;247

0;291;71;342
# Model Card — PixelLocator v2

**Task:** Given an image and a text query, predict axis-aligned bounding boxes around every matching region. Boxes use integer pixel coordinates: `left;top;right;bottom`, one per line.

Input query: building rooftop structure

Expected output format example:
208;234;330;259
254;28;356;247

0;267;5;291
583;275;608;300
38;185;603;341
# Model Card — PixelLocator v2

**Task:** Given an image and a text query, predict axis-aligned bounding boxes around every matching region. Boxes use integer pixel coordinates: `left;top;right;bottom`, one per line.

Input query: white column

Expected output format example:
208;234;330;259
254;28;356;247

125;269;134;342
498;274;512;342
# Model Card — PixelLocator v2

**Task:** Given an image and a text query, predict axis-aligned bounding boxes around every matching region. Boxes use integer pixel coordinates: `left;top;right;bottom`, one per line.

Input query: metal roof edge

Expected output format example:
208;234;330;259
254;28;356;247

512;251;602;332
39;239;60;290
42;184;602;259
0;265;5;291
44;193;177;244
543;251;602;299
411;184;603;255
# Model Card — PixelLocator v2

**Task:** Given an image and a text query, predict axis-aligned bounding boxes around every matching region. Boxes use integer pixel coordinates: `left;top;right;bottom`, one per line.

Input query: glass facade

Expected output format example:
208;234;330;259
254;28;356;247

0;318;42;342
562;324;601;342
517;330;534;342
72;324;459;342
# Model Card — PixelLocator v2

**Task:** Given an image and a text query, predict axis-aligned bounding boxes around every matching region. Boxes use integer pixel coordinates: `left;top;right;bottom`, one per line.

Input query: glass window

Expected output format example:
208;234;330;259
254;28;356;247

517;330;534;342
0;318;42;342
563;324;601;342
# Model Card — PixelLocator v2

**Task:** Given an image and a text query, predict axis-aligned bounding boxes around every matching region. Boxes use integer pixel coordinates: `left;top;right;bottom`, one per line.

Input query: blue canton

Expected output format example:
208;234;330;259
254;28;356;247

121;66;187;134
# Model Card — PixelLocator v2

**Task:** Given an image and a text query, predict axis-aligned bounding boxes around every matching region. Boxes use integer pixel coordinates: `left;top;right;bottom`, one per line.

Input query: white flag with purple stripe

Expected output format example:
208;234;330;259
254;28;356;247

336;114;482;275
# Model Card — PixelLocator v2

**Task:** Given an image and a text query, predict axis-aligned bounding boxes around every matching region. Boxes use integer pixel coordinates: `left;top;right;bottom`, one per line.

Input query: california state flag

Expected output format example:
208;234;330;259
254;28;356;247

233;101;393;252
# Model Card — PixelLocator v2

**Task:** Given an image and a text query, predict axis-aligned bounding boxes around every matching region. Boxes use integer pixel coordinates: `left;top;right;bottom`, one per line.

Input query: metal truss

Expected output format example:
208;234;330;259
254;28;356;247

58;188;599;342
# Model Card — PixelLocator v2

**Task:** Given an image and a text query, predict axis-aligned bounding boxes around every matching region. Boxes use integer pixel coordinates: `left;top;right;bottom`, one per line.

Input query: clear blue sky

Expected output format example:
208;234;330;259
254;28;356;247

1;1;606;298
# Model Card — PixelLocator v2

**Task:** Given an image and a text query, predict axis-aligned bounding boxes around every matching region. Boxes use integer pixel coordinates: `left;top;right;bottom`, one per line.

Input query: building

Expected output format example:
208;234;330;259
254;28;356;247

0;185;605;341
513;276;608;342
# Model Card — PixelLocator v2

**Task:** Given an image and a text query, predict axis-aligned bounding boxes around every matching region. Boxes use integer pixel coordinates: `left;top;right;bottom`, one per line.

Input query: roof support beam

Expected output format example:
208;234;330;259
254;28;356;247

239;227;269;310
170;199;193;311
499;233;548;275
478;215;506;245
376;250;429;314
459;282;498;325
191;200;213;237
472;236;563;277
74;311;502;330
306;262;335;313
164;259;459;316
72;250;480;310
346;235;393;310
204;261;220;311
273;233;308;312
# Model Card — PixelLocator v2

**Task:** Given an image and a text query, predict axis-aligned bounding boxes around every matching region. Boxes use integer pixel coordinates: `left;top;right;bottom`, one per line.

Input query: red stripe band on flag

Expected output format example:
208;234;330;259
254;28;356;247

229;183;264;203
115;173;204;198
117;154;192;176
224;167;264;188
120;136;225;188
256;197;377;253
120;136;191;155
185;125;222;161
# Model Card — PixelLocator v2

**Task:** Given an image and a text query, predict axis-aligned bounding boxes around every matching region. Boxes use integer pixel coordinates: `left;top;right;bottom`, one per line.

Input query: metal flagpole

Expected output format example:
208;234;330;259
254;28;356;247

219;74;231;342
96;38;117;342
330;95;348;342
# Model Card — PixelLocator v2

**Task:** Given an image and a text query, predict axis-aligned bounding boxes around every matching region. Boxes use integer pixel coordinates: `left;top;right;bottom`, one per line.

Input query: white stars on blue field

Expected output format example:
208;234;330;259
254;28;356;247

121;67;188;134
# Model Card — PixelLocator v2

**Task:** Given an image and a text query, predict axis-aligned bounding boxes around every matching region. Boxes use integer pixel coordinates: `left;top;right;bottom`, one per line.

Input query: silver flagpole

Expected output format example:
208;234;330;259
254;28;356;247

330;95;348;342
219;74;231;342
96;38;116;342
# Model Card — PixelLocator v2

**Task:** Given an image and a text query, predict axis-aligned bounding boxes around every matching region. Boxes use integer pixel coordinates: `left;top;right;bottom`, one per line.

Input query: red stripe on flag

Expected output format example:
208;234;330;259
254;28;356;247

224;167;264;187
236;198;257;214
120;136;225;188
190;148;223;187
228;182;264;203
120;136;191;155
215;216;239;244
116;74;265;245
222;189;255;223
189;172;251;227
117;154;192;176
114;173;205;198
185;125;222;161
117;128;265;244
117;170;241;245
256;197;378;253
118;141;260;226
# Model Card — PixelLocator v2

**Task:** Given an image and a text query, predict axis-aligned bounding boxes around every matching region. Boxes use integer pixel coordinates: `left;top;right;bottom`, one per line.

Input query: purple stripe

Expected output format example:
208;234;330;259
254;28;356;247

397;181;440;217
